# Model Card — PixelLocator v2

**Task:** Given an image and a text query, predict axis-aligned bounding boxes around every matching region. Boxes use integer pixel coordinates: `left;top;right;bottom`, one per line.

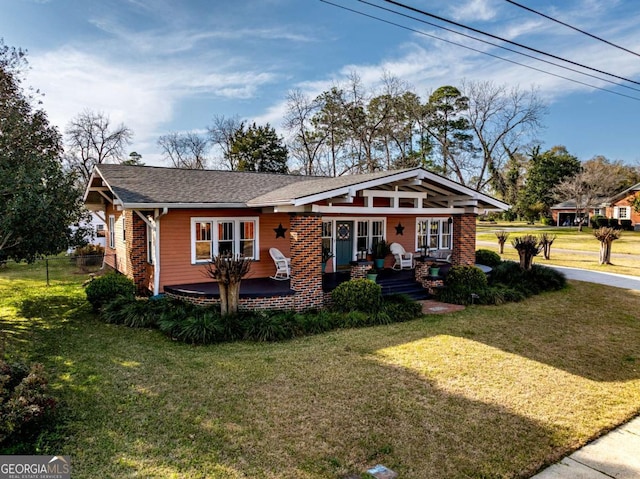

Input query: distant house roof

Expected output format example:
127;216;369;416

84;164;509;212
609;182;640;203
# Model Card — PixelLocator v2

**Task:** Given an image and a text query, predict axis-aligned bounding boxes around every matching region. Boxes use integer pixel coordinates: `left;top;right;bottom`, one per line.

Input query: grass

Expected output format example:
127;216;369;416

2;260;640;478
477;222;640;276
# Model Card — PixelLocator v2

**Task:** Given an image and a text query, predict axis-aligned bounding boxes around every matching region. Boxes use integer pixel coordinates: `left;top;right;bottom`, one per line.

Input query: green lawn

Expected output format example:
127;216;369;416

2;261;640;478
477;222;640;277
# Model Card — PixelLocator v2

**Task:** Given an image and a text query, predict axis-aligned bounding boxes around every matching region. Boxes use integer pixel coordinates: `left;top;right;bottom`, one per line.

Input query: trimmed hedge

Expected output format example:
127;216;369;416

475;249;502;268
98;286;423;344
85;273;135;310
331;278;382;314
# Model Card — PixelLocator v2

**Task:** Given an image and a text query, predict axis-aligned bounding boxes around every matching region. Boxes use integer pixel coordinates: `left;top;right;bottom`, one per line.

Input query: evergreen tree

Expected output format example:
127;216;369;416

229;122;289;174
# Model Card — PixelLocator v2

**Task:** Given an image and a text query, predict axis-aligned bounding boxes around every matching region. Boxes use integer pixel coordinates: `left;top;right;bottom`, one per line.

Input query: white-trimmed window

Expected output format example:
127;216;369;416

593;208;603;216
322;221;333;257
108;215;116;248
147;223;154;265
191;217;259;263
416;218;452;252
618;206;630;220
355;219;385;253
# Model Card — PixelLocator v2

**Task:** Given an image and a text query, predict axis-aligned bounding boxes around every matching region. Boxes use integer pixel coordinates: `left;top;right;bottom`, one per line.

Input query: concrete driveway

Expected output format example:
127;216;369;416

548;265;640;291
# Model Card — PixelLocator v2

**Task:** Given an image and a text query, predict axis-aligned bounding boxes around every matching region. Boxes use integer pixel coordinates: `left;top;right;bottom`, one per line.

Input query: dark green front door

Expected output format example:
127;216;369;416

335;221;354;269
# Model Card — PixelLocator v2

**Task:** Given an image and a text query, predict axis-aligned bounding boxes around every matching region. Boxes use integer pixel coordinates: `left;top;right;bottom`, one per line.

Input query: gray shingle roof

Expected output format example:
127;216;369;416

94;164;320;205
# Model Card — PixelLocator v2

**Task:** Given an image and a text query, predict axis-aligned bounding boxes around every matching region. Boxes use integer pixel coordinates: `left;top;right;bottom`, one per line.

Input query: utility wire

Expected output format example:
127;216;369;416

359;0;640;94
504;0;640;58
381;0;640;86
319;0;640;101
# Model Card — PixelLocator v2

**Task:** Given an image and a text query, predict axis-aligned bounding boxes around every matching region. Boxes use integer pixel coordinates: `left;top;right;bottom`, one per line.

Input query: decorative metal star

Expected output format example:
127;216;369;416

274;223;287;239
395;223;404;235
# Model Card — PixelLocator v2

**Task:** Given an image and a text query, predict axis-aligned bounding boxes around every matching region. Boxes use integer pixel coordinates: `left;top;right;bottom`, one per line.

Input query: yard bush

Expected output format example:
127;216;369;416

491;261;566;295
620;219;633;231
102;296;165;328
85;273;135;310
381;294;423;322
475;249;502;268
446;265;488;290
595;216;610;228
0;361;56;447
331;278;382;314
608;218;620;229
242;310;297;342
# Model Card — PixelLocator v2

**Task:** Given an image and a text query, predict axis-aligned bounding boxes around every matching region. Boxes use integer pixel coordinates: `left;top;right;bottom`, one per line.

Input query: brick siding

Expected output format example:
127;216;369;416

290;214;324;311
452;213;476;266
125;211;150;295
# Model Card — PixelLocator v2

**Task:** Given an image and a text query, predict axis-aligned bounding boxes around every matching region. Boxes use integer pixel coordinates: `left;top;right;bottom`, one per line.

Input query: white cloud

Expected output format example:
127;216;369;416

28;46;278;165
449;0;498;22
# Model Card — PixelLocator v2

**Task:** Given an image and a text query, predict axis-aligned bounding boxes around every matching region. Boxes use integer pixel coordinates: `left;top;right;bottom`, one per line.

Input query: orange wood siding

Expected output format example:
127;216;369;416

158;209;292;289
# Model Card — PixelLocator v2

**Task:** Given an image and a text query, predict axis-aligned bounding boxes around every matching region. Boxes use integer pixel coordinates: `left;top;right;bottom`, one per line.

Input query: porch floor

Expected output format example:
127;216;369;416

164;278;294;299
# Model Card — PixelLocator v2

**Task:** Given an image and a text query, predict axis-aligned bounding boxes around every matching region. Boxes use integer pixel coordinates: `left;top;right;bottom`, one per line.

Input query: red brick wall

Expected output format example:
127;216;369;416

290;214;323;311
164;291;295;311
124;211;150;295
452;213;476;265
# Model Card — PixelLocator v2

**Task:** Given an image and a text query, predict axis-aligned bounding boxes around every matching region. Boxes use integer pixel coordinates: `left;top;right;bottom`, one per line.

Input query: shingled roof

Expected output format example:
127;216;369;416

86;164;324;206
85;164;509;211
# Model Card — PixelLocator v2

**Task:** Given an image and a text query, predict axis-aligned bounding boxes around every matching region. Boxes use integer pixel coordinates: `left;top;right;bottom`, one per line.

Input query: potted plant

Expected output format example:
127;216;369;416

366;267;378;282
372;239;390;269
322;247;333;273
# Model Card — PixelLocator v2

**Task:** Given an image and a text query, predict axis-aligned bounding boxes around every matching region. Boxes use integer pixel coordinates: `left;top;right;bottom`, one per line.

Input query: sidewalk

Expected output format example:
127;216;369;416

532;416;640;478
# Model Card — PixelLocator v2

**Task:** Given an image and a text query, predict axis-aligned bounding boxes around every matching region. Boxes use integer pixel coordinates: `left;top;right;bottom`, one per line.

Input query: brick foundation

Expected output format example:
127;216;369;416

350;261;373;279
164;291;296;310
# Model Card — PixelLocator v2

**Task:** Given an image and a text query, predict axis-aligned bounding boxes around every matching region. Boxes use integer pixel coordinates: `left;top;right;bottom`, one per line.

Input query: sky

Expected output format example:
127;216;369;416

1;0;640;167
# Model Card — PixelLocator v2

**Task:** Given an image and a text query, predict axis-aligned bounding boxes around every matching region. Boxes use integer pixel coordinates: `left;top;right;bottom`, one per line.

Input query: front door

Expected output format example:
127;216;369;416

335;221;354;270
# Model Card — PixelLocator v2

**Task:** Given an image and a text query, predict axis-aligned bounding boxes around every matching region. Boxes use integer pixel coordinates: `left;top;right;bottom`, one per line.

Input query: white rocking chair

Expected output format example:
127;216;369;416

390;242;414;270
269;247;291;280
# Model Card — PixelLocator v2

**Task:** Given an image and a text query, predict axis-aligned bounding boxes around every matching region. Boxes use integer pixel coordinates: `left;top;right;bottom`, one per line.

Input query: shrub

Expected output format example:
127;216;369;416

620;219;633;231
102;296;163;328
381;294;423;322
85;273;135;310
590;215;605;227
0;361;56;446
242;310;296;342
608;218;619;229
331;279;382;314
491;261;566;295
173;310;225;344
595;216;610;228
475;249;502;268
446;265;488;290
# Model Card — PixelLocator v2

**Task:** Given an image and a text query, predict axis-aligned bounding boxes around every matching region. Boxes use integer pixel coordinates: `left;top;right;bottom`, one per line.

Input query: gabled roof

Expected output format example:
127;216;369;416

608;182;640;203
84;164;509;211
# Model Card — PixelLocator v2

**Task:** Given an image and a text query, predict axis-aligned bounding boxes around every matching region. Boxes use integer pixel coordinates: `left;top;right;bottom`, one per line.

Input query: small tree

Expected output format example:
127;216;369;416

538;233;557;260
593;227;621;265
495;230;510;254
204;255;252;315
511;235;542;270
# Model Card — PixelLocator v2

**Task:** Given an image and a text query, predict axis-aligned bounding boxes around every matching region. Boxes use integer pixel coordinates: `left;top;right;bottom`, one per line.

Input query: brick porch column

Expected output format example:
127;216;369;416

290;214;323;311
124;210;149;295
452;213;476;266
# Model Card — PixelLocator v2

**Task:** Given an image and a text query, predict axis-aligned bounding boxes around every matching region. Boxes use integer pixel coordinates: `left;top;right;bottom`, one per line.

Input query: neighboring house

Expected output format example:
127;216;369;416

67;213;106;253
551;182;640;227
84;164;509;310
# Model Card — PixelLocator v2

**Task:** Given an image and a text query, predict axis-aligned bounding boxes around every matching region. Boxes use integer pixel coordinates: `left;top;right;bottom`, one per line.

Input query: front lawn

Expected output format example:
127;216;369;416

2;261;640;478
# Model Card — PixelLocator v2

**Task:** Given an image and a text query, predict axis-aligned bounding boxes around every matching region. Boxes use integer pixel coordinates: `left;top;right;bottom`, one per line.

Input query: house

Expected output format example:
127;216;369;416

83;164;509;310
551;182;640;228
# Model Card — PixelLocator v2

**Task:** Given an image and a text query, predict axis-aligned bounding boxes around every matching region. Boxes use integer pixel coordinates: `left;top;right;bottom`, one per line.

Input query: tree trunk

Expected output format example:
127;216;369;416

227;281;241;315
498;240;505;254
599;240;612;265
218;283;229;315
543;243;551;260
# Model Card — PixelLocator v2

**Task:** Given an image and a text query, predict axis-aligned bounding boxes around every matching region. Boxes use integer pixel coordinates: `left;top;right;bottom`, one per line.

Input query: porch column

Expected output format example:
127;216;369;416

452;213;476;266
290;214;323;311
124;210;149;295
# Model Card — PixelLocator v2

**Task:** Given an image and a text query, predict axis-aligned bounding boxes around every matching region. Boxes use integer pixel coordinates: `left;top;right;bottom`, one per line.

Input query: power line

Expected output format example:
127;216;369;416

504;0;640;59
318;0;640;101
381;0;640;86
359;0;640;94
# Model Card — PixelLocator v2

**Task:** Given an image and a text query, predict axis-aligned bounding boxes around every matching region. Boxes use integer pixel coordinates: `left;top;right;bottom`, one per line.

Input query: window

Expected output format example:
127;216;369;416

416;218;453;252
355;219;385;253
108;215;115;248
322;221;333;259
593;208;603;216
147;224;154;265
619;207;630;220
191;217;259;263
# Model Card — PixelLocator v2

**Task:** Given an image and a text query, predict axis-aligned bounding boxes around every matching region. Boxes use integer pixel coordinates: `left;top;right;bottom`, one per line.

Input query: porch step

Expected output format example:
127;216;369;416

375;269;430;301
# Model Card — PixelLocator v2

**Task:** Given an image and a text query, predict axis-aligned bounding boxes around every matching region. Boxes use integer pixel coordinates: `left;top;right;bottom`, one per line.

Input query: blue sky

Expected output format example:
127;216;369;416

2;0;639;167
